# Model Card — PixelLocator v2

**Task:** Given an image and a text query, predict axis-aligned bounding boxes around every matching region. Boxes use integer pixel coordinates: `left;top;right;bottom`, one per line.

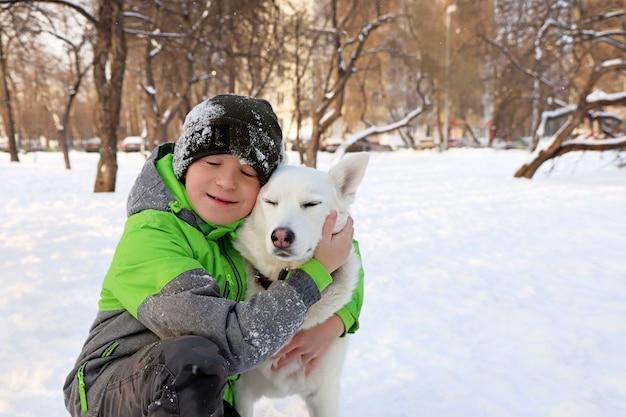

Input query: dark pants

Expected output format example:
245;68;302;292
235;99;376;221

99;335;240;417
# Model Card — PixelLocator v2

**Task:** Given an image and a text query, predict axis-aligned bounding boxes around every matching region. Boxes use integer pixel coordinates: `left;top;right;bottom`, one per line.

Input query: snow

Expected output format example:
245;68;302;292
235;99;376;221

1;148;626;417
143;85;156;95
563;135;626;147
536;105;577;137
587;90;626;103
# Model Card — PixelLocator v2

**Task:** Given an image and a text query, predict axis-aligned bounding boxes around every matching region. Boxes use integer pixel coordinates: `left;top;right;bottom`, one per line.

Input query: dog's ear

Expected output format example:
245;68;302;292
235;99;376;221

278;145;289;165
328;152;369;201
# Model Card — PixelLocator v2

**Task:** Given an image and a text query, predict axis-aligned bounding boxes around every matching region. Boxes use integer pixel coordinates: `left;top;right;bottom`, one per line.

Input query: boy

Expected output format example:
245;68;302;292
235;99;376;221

63;94;363;417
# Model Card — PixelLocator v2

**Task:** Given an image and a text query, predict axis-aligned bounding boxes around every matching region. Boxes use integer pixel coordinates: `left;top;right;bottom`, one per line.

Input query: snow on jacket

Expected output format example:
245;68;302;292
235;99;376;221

63;143;364;417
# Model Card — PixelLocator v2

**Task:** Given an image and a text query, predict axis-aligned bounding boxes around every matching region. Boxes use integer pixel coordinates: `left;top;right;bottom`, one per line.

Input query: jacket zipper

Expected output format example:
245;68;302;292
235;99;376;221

77;362;88;412
76;341;120;413
102;341;119;357
220;240;244;301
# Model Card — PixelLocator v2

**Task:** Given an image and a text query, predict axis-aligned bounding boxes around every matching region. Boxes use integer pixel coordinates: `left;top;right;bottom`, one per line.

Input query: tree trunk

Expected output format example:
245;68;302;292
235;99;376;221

0;34;19;162
513;71;626;179
515;137;626;178
58;126;71;170
58;86;78;170
93;0;126;192
306;123;321;167
513;149;552;178
58;41;87;170
514;114;579;179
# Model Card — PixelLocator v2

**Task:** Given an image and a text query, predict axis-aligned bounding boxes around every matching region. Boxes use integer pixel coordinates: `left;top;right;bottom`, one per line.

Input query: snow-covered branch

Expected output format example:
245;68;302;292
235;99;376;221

536;105;577;137
123;29;186;39
537;90;626;138
333;105;425;159
562;135;626;148
586;90;626;104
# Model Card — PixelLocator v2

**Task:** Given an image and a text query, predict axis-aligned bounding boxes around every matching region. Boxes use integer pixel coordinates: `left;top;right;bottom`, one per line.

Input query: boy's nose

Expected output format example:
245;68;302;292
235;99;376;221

216;172;236;189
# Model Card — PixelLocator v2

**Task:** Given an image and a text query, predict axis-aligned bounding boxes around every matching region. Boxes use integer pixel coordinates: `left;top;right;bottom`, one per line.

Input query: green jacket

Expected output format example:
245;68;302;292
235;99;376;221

63;143;364;417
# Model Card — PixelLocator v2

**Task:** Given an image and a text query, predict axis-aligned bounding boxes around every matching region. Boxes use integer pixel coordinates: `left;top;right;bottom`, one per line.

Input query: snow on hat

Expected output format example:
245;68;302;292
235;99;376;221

173;94;284;185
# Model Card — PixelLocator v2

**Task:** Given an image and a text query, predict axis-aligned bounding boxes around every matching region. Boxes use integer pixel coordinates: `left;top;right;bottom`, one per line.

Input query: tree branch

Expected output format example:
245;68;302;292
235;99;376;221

0;0;97;24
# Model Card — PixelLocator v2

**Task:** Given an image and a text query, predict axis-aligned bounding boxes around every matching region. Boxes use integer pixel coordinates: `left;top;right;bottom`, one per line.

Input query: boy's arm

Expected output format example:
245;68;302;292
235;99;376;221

105;211;329;376
271;239;364;374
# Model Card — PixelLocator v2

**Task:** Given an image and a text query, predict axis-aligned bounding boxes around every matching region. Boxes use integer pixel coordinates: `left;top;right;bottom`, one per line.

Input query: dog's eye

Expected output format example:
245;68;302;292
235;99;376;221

263;198;278;206
302;201;321;208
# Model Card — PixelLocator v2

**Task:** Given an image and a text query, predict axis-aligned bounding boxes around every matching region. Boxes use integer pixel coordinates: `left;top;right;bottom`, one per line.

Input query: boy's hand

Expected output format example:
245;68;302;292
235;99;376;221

314;210;354;274
271;314;344;376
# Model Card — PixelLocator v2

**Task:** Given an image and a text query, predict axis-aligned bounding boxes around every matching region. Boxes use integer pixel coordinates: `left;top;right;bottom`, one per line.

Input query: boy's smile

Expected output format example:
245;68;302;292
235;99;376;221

185;154;261;225
208;193;236;205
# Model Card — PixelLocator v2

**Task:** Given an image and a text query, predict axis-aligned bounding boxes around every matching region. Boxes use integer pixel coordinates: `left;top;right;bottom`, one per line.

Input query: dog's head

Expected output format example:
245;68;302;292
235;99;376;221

236;152;369;273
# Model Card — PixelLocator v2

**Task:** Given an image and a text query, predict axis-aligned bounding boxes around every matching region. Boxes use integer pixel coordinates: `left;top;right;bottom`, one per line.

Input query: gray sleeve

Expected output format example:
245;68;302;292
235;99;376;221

136;268;321;375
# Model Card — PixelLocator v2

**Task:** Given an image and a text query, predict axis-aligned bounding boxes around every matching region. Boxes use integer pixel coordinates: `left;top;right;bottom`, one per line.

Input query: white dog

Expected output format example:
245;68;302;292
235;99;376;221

232;152;369;417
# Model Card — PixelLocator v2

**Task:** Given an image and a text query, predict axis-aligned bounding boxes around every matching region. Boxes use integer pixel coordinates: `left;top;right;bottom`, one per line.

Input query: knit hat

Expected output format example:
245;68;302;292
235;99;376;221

173;94;284;185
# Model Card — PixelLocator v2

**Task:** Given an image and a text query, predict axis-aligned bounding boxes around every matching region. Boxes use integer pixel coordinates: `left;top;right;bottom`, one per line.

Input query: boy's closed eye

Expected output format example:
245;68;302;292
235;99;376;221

241;167;257;178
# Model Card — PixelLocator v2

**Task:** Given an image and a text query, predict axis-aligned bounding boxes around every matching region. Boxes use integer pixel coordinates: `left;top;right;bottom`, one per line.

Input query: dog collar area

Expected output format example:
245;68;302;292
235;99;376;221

254;268;289;290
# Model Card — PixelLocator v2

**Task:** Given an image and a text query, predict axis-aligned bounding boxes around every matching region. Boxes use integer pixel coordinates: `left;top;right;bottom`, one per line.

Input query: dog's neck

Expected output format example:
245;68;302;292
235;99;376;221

254;268;289;290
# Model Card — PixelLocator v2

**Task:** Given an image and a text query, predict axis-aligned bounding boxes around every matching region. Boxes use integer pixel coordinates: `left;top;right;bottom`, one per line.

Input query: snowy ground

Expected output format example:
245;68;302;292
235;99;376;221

1;147;625;417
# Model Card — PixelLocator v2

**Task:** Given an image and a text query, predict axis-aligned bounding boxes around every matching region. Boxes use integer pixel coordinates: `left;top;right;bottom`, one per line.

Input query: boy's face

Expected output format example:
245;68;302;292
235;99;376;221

185;154;261;225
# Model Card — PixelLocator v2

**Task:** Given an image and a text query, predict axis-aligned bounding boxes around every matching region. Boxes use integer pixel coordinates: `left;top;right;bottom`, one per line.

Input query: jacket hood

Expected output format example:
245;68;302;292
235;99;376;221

127;143;178;217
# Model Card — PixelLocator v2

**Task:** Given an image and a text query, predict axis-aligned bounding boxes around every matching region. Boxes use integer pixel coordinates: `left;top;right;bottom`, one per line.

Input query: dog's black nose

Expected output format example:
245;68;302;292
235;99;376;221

271;227;295;248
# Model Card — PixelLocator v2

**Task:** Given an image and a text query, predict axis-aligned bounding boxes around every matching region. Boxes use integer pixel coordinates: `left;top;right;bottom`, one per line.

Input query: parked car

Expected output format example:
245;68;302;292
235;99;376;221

417;137;436;150
82;137;101;152
491;137;531;150
120;136;143;152
0;136;8;152
347;138;372;152
25;139;42;152
320;137;372;153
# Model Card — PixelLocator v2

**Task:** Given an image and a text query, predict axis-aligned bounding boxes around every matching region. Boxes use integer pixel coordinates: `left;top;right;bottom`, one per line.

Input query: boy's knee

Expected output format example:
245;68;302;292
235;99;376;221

101;336;229;417
152;336;229;416
159;336;228;384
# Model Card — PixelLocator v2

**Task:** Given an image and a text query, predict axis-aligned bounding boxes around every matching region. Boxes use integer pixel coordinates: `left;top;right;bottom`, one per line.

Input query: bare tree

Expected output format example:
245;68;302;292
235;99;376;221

305;0;393;167
0;29;18;162
5;0;621;188
291;10;313;160
124;1;217;150
227;0;284;97
0;2;27;162
484;0;568;144
1;1;91;167
117;0;286;151
92;0;126;192
0;0;127;192
334;74;433;158
36;11;93;169
451;0;494;146
489;3;626;178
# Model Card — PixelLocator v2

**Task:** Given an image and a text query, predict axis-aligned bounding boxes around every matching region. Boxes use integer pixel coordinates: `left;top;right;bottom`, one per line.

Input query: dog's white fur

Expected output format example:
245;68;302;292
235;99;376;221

232;153;369;417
